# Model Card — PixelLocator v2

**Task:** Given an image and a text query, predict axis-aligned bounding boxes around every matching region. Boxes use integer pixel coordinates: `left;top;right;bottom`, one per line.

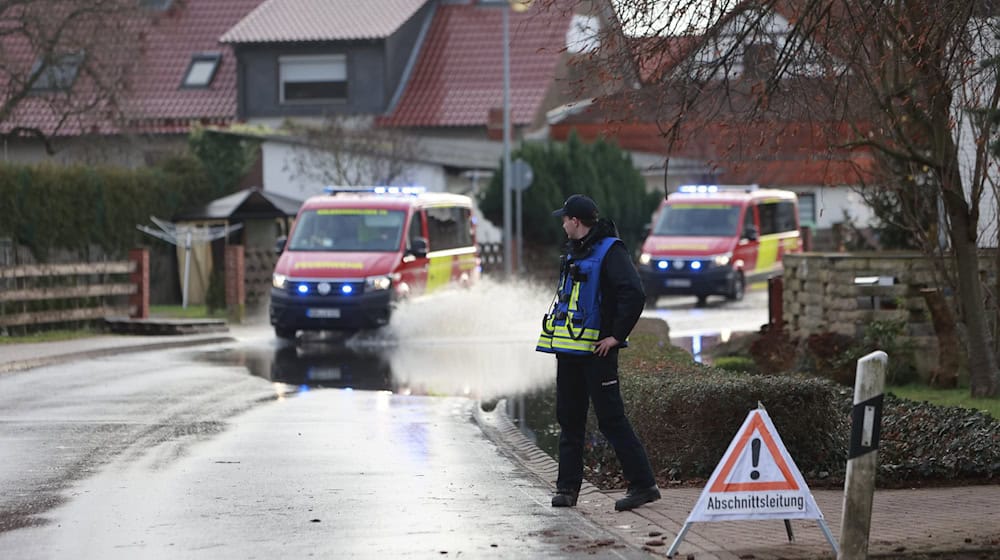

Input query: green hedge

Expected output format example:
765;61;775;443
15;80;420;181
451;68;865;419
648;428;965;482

0;156;213;261
585;372;847;484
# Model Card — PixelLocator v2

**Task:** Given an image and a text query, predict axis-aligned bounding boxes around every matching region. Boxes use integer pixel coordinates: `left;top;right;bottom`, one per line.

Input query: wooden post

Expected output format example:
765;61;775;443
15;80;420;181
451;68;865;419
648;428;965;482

225;244;245;324
129;248;149;319
838;351;887;560
767;276;784;330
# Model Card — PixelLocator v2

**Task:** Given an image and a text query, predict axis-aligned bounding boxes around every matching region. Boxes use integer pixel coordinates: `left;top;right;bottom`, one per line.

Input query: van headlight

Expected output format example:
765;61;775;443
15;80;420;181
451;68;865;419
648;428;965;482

272;273;287;289
713;254;732;267
639;253;651;265
365;275;392;291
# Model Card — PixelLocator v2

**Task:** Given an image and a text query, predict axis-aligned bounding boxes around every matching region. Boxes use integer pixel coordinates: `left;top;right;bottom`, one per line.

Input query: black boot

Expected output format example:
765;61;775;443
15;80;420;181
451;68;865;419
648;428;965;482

551;489;578;507
614;485;660;511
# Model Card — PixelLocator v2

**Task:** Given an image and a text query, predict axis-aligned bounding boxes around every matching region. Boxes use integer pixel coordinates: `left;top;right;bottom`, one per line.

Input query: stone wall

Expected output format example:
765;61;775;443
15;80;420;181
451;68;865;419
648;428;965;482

782;251;998;378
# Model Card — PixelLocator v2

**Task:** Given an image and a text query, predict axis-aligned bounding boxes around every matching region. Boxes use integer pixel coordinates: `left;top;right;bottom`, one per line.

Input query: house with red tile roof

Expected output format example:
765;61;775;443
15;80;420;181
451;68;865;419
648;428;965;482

218;0;625;218
546;3;880;236
2;0;660;234
0;0;262;167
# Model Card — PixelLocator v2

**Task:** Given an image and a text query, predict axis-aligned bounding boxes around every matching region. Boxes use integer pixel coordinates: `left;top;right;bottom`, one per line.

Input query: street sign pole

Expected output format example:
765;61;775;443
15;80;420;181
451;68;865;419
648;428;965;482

511;158;533;275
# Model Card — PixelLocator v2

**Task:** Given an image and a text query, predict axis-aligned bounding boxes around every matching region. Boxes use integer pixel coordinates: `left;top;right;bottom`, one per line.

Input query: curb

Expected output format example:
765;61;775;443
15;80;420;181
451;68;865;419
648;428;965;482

473;399;671;558
0;335;237;375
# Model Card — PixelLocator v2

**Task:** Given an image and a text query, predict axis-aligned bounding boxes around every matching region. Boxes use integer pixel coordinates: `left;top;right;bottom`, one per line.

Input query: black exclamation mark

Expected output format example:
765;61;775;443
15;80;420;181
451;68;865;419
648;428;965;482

750;438;761;480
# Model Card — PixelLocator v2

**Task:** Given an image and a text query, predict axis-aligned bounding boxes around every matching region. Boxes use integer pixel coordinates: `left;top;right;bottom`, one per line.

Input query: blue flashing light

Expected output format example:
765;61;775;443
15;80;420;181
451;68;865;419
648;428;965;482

690;261;702;271
341;284;354;295
678;184;719;193
657;260;669;270
325;185;427;196
297;284;309;294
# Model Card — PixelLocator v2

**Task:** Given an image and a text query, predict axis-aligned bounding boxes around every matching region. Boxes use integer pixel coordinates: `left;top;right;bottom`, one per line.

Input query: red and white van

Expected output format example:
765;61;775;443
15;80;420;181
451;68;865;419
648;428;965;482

269;187;480;338
637;185;802;306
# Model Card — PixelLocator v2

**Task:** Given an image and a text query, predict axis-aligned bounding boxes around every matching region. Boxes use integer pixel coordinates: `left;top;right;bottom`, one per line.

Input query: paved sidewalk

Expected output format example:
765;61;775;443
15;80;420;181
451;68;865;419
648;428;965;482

0;330;237;374
5;331;999;559
478;401;1000;559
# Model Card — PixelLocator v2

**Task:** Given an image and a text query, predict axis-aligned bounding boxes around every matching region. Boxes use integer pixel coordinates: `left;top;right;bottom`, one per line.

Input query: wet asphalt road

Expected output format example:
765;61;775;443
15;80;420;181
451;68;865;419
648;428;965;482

0;282;769;558
0;329;642;558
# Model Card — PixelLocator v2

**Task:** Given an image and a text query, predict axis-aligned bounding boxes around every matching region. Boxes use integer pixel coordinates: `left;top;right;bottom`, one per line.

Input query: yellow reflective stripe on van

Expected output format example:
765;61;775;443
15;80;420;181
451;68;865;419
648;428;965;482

456;253;478;271
426;255;453;293
756;236;779;272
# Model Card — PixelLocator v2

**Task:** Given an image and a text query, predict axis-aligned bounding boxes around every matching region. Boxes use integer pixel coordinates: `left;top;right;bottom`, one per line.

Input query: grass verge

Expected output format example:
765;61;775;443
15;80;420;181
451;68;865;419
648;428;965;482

888;385;1000;419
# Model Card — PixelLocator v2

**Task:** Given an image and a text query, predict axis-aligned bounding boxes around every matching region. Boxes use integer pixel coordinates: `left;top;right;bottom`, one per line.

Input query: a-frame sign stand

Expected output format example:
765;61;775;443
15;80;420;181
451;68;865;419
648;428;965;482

667;405;838;557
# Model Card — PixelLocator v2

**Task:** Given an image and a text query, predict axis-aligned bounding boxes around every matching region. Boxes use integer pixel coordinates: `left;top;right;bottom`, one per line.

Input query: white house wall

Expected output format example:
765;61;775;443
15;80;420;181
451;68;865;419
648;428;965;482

258;139;503;243
796;185;875;231
259;139;447;201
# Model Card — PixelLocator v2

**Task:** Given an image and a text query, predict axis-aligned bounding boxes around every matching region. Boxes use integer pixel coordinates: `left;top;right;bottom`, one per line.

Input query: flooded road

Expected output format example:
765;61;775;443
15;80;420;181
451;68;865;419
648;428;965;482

199;279;559;400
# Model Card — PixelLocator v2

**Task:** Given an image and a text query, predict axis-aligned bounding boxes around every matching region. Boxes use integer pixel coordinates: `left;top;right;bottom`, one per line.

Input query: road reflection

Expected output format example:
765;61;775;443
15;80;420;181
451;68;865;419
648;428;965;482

198;337;555;400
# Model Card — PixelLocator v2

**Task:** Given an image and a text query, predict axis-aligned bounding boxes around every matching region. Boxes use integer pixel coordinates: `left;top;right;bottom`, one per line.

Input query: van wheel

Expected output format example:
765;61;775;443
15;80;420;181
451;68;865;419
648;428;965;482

726;273;745;301
274;326;297;340
696;295;708;307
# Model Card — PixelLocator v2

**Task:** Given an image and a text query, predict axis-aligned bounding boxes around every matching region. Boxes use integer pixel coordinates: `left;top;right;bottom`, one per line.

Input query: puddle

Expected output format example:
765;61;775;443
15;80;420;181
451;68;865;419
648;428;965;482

195;280;751;460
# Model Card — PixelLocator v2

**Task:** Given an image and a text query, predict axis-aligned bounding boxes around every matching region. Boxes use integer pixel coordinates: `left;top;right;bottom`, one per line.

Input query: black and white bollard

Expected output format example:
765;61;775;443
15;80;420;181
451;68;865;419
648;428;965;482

837;351;887;560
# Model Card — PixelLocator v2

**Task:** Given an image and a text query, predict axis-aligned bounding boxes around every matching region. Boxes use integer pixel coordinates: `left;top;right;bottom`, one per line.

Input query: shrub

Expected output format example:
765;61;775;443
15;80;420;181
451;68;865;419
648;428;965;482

747;326;798;373
804;331;861;385
583;370;848;485
0;156;214;262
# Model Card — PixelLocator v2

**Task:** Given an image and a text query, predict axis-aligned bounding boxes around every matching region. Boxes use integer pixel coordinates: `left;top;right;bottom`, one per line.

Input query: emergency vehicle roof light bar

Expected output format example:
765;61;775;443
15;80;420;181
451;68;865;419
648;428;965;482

323;186;427;196
677;184;760;194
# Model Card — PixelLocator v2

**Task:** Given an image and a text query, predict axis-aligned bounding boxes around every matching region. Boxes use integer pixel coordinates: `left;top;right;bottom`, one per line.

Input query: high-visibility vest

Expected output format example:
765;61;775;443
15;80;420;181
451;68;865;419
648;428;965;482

536;236;618;355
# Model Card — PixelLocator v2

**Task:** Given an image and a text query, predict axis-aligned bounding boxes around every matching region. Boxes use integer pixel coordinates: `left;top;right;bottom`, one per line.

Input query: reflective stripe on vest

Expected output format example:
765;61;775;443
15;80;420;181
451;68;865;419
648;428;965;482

536;236;617;355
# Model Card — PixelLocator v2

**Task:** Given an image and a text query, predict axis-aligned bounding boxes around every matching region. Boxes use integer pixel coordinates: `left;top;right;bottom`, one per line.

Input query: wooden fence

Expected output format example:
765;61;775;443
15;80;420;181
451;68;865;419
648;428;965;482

0;250;148;332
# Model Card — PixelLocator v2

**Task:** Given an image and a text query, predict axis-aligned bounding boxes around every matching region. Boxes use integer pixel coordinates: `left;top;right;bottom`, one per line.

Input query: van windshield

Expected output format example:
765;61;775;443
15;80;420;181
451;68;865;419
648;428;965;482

288;209;405;252
654;204;741;237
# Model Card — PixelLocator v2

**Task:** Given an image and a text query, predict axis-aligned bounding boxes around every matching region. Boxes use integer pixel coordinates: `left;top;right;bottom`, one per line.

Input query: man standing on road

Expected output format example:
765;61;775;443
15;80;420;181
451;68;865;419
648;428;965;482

536;194;660;512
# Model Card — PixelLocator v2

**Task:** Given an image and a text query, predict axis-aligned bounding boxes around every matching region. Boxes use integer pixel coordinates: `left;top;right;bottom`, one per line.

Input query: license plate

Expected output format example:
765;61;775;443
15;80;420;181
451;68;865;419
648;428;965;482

665;278;692;288
308;367;342;381
306;308;341;319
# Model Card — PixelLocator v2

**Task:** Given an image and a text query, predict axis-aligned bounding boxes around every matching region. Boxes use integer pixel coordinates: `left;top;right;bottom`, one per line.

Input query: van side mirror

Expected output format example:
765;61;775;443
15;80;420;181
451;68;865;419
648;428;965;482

409;237;428;258
643;223;652;237
743;225;759;241
275;236;287;254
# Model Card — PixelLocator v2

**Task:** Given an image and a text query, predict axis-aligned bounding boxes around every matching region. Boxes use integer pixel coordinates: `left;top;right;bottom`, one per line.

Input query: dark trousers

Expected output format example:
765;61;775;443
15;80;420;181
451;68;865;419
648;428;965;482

555;350;656;493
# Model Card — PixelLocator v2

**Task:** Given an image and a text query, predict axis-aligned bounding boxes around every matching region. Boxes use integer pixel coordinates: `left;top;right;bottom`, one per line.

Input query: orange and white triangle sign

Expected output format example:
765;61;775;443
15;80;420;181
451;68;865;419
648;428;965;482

686;408;825;522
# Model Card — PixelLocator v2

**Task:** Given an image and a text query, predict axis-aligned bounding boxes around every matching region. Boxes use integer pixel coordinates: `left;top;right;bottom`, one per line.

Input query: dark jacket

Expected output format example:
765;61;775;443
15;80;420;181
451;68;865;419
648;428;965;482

566;218;646;344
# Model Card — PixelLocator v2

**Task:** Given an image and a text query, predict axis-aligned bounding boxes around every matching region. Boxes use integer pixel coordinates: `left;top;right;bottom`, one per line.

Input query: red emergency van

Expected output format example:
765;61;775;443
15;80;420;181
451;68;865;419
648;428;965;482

269;187;480;339
637;185;802;307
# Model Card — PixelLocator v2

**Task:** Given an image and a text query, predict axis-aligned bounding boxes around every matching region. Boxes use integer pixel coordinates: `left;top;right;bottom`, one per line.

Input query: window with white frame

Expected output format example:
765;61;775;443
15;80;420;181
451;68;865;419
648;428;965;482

279;54;347;103
182;53;221;88
798;193;816;227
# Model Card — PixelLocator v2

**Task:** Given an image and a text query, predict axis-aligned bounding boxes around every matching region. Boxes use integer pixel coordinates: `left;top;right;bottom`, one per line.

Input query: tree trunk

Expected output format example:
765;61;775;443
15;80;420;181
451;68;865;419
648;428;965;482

941;171;1000;397
920;288;960;388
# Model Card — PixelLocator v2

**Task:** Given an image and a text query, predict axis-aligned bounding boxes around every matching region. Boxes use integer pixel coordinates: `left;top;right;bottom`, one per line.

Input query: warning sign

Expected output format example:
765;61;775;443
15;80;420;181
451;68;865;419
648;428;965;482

686;408;825;522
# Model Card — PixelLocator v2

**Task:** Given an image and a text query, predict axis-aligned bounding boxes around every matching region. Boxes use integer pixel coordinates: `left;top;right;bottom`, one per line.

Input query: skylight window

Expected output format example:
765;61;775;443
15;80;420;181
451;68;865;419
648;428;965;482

182;53;221;88
29;51;85;92
139;0;174;11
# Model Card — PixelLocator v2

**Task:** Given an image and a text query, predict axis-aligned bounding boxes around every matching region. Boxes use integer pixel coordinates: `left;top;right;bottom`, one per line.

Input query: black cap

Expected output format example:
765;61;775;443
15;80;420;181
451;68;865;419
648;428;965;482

552;194;599;220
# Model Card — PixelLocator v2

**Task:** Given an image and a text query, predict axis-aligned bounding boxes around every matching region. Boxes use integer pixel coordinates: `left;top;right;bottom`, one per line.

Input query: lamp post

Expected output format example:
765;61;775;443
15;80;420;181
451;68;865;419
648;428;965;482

492;0;532;277
502;5;513;276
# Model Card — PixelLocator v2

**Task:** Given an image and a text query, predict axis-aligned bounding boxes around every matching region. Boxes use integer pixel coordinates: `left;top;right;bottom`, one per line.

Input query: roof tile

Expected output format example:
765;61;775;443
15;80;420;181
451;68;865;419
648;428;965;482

220;0;430;43
378;3;574;128
1;0;262;138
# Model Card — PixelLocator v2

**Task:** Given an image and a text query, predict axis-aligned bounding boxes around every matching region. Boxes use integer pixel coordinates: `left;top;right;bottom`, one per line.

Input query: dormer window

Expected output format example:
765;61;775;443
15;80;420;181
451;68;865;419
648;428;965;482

30;51;84;92
279;54;347;103
182;53;221;88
